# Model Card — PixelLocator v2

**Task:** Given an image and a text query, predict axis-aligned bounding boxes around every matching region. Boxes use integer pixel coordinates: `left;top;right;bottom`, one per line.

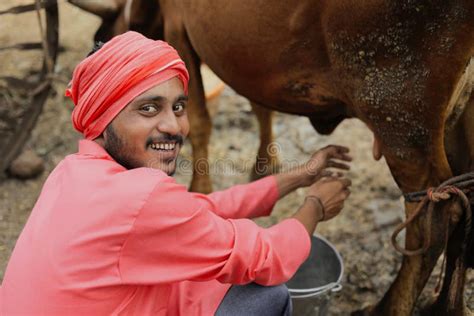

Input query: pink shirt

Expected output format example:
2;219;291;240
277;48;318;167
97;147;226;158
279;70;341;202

1;140;310;315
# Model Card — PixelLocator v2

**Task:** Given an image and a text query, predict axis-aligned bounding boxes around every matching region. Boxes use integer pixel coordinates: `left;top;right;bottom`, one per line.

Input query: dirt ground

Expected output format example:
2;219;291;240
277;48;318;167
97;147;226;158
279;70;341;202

0;1;472;315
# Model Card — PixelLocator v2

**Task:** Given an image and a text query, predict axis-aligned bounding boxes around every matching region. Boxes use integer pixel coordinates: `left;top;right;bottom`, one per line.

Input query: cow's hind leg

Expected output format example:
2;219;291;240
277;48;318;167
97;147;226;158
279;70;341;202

365;94;473;316
424;221;470;316
164;20;213;193
371;176;450;316
352;108;455;316
348;141;453;316
249;102;279;180
425;95;474;316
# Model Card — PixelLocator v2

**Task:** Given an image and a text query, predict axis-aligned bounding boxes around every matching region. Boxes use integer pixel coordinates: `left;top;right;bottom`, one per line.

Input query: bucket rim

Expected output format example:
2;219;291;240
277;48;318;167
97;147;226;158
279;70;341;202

287;234;344;294
289;282;343;298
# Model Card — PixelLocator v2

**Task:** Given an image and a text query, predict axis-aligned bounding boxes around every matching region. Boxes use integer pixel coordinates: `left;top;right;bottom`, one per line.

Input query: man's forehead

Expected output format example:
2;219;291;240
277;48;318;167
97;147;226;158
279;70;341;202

132;78;186;102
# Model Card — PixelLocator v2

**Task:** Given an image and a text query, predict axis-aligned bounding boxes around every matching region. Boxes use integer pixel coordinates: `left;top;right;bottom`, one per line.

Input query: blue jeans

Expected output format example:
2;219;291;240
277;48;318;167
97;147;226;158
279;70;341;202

215;283;292;315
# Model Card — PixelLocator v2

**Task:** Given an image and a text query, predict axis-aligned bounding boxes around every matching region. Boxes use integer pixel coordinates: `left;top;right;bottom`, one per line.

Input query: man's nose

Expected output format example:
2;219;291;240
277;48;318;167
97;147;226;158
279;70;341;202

157;110;180;135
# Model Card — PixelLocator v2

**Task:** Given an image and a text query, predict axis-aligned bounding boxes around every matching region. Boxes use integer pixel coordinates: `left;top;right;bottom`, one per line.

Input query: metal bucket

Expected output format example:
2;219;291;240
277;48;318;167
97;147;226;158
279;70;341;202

286;234;344;316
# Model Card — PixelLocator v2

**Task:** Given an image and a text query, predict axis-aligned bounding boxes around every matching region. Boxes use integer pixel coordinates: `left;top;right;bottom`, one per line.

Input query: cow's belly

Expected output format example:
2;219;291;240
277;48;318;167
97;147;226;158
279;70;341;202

173;0;345;114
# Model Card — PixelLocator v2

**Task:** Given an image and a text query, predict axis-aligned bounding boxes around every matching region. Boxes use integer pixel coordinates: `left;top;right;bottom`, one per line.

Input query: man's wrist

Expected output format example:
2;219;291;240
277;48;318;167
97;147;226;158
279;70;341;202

275;171;306;198
304;195;325;222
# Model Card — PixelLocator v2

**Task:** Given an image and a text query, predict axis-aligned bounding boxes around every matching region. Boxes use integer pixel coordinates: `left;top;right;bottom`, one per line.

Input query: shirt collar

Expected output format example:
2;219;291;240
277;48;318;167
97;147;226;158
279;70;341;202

78;139;114;160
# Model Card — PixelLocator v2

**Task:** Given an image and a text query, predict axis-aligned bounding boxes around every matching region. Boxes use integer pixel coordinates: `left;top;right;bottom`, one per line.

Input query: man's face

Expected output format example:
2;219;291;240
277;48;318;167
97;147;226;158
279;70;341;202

101;77;189;175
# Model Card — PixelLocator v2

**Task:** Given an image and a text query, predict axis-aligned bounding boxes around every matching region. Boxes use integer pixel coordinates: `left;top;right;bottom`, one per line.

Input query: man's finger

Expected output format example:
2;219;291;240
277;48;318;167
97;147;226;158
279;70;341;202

338;153;353;161
319;176;335;183
319;170;333;178
330;145;350;154
328;161;350;170
339;202;345;211
324;147;352;162
339;178;352;187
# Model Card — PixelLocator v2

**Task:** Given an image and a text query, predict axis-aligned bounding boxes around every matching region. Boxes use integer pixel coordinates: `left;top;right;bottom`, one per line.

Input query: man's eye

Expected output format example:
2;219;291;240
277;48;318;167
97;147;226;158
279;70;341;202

141;104;158;113
173;103;186;113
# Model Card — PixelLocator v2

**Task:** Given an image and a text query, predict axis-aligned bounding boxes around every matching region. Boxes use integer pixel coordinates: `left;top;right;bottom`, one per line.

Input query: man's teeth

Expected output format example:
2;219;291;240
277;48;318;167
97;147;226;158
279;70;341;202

150;143;176;150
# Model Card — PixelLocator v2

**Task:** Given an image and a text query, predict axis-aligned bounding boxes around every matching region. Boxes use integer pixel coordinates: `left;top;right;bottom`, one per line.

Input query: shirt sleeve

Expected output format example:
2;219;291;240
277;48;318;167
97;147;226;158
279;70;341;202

118;177;310;286
191;176;280;219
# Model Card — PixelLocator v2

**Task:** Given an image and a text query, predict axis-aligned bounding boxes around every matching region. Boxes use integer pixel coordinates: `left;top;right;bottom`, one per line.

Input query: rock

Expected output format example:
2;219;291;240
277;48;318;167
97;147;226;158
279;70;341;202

368;199;403;229
8;150;45;179
372;209;402;229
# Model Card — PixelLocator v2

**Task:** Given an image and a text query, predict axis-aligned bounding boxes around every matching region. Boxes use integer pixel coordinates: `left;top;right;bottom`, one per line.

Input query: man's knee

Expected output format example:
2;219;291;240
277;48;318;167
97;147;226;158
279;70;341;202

216;283;292;315
264;284;291;307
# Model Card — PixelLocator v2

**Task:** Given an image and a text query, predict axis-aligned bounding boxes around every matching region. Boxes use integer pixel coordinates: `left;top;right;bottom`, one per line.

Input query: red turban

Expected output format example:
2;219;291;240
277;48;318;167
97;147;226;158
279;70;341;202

65;31;189;140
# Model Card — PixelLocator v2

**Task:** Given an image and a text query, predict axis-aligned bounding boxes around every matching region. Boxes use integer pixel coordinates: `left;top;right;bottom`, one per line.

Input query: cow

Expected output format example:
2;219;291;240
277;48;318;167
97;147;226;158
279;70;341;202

67;0;474;315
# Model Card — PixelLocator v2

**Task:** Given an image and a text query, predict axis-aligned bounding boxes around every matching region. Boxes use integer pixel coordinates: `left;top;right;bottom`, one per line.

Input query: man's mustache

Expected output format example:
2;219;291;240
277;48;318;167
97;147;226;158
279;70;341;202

146;134;184;147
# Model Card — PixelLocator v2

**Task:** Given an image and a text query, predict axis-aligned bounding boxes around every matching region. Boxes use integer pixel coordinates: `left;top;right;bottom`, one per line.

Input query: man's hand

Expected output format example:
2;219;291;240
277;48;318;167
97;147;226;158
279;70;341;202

306;176;351;221
300;145;352;186
292;175;352;235
275;145;352;198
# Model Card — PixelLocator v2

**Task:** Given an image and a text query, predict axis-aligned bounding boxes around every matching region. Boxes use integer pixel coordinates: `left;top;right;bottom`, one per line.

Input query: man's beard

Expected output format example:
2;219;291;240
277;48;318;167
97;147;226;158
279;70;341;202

103;125;142;170
103;125;183;176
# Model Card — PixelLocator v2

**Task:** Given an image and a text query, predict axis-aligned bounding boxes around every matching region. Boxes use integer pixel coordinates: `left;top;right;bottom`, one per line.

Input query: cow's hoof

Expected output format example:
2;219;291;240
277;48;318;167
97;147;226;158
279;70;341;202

420;300;472;316
420;308;472;316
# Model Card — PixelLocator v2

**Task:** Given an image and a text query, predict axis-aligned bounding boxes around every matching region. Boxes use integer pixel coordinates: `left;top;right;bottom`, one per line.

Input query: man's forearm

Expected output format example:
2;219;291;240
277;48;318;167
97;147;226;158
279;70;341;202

291;198;323;235
202;176;280;219
274;171;306;199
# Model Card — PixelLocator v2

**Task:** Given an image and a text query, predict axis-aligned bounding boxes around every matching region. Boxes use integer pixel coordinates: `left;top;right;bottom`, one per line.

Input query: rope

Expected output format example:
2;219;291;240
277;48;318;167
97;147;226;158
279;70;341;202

392;172;474;257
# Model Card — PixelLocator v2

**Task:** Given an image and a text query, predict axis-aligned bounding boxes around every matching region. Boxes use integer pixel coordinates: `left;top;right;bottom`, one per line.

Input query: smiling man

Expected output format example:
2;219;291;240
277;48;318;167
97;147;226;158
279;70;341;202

0;31;352;315
99;79;188;174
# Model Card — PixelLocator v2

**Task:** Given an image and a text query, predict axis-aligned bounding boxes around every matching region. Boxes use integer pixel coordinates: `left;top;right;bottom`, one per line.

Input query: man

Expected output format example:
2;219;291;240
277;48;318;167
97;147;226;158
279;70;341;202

0;31;351;315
